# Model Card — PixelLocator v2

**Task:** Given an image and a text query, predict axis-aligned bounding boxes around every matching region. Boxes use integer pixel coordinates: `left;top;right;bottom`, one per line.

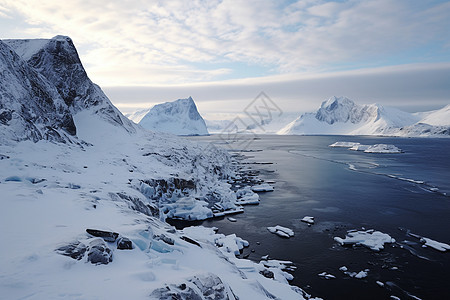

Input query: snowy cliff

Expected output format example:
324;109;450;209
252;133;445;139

278;96;449;137
139;97;209;136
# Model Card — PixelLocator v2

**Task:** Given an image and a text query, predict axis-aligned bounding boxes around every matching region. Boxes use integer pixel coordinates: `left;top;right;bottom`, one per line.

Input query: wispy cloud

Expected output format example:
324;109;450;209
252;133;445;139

1;0;449;86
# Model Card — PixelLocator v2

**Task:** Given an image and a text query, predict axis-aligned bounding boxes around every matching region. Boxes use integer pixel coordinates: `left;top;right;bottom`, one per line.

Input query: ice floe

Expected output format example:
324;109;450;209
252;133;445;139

334;229;395;251
420;237;450;252
349;144;371;151
251;183;274;192
329;142;360;148
301;216;315;225
267;225;294;238
318;272;336;279
339;266;369;278
329;141;403;153
364;144;403;153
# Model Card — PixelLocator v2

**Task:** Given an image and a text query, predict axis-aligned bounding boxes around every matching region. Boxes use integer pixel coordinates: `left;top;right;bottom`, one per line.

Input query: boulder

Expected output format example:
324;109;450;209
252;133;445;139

117;237;133;250
87;238;113;265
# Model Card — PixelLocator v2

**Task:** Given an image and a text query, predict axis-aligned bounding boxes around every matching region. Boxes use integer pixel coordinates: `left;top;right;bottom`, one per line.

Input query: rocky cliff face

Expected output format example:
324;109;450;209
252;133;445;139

4;36;135;134
0;39;75;144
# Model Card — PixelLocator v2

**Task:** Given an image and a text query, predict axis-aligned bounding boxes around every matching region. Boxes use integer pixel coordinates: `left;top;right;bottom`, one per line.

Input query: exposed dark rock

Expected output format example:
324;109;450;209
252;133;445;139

86;229;119;242
87;238;113;265
111;192;157;217
117;237;133;250
180;236;202;248
56;241;87;260
156;234;175;245
259;269;274;279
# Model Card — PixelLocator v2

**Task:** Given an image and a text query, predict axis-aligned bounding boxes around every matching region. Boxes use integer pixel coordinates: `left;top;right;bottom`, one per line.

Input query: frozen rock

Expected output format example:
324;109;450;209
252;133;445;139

86;228;119;242
87;238;113;265
251;183;274;192
334;229;395;251
149;273;233;300
227;217;237;222
339;266;348;272
56;241;87;260
364;144;402;153
301;216;314;225
267;225;294;238
117;237;133;250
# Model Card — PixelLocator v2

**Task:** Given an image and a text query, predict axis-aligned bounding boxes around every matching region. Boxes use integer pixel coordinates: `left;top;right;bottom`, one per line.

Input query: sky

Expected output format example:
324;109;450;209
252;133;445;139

1;0;450;118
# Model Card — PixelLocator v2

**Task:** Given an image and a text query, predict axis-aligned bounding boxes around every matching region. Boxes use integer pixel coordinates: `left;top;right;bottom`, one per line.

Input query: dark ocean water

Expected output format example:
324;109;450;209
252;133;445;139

185;135;450;299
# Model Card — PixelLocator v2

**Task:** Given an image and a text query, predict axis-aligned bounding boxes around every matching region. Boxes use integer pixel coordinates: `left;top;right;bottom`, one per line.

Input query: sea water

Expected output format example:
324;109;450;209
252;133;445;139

184;135;450;299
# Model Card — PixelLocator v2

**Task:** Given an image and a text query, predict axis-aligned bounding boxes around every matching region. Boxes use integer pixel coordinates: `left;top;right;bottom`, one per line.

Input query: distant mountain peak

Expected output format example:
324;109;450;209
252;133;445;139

138;97;209;136
279;96;449;137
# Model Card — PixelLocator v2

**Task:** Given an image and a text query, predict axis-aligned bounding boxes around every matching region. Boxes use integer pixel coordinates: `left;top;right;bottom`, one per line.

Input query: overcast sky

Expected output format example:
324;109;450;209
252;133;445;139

1;0;449;118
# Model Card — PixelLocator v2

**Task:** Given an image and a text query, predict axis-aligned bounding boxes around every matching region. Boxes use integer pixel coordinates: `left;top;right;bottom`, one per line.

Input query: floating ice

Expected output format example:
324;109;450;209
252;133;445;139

376;281;385;287
329;142;360;148
267;225;294;238
364;144;402;153
251;183;274;192
334;229;395;251
227;217;237;222
349;144;371;151
301;216;314;225
318;272;336;279
420;237;450;252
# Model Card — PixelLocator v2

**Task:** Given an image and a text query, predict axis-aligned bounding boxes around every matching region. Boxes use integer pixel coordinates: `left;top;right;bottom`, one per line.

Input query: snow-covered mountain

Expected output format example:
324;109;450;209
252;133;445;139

4;36;135;133
138;97;209;136
0;39;76;144
125;107;151;123
0;37;311;299
278;96;450;137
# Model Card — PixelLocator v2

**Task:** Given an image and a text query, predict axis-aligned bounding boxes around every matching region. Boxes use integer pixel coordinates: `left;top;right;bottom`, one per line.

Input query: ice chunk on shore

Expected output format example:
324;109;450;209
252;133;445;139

301;216;314;225
267;225;294;238
334;229;395;251
420;237;450;252
251;183;274;192
235;186;260;205
364;144;402;153
216;234;249;255
329;142;360;148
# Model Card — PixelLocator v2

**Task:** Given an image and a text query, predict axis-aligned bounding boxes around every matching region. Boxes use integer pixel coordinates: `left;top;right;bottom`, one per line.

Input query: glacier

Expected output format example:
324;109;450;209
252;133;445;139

0;37;316;299
138;97;209;136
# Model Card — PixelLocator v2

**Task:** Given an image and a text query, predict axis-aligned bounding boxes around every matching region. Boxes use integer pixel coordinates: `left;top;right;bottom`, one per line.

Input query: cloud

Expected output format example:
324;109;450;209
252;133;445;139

1;0;449;87
103;63;450;117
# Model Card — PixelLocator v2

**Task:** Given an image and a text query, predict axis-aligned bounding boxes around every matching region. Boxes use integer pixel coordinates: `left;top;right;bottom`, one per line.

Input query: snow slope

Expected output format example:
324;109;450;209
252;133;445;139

1;37;313;299
139;97;209;136
278;96;449;137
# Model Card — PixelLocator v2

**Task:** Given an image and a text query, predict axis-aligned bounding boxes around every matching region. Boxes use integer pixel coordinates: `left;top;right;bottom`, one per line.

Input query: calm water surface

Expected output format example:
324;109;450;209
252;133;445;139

184;135;450;300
